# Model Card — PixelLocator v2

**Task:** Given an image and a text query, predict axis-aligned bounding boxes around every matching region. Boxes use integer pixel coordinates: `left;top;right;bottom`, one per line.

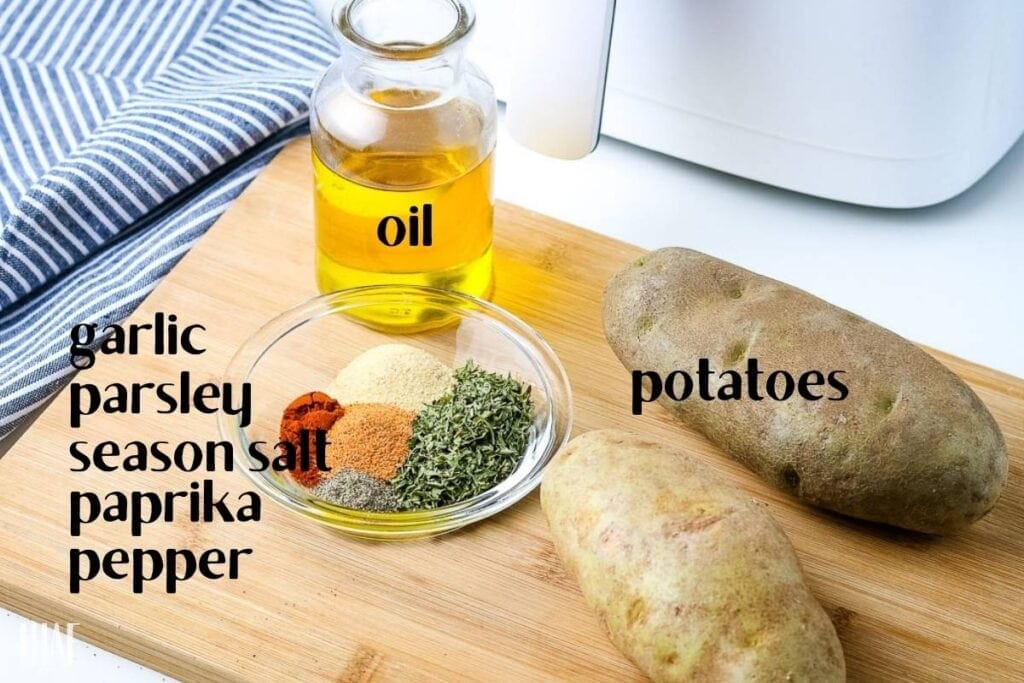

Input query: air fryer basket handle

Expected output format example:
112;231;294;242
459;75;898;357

506;0;616;160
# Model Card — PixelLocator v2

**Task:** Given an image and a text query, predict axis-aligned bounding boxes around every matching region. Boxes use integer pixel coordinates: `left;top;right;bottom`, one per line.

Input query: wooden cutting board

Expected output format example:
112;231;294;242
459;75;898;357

1;139;1022;682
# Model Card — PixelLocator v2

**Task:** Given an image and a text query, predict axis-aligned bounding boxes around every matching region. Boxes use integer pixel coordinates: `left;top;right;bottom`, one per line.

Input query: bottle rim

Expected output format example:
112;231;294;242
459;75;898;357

332;0;475;61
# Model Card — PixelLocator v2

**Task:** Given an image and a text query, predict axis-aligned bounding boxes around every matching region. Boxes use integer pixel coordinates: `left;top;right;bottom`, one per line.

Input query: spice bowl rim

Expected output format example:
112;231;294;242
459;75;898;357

219;285;573;540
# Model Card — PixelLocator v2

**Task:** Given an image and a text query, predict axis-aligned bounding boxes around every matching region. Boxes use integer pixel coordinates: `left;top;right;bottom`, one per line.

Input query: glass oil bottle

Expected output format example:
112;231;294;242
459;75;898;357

311;0;497;317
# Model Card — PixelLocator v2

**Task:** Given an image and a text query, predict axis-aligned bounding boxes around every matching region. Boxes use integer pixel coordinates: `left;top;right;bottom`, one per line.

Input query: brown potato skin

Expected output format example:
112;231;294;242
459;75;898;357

541;430;845;682
604;247;1008;534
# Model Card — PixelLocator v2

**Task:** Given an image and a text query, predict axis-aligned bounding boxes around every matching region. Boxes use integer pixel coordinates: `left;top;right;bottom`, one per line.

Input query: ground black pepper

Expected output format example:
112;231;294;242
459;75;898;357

312;468;399;511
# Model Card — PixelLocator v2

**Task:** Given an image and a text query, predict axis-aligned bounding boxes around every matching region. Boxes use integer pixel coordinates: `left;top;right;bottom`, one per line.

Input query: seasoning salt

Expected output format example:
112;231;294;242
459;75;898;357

324;403;414;480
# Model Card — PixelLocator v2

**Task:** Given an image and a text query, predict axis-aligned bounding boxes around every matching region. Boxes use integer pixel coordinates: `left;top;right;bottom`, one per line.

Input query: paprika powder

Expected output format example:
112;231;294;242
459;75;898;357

279;391;344;487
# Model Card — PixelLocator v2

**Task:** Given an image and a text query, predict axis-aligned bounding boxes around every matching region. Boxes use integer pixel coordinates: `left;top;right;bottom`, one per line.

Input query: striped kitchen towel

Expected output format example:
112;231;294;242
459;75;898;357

0;0;335;439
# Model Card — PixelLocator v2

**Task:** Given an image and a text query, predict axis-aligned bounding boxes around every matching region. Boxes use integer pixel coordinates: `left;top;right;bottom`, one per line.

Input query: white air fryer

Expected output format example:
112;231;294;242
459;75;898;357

473;0;1024;208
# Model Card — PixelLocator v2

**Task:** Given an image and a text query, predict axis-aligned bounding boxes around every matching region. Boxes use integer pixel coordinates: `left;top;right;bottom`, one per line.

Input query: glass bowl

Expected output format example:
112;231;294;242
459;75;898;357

219;285;572;540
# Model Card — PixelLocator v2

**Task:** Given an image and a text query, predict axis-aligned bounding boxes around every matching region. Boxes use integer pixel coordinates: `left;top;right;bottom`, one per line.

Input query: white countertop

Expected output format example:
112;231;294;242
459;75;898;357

3;111;1022;681
493;114;1024;379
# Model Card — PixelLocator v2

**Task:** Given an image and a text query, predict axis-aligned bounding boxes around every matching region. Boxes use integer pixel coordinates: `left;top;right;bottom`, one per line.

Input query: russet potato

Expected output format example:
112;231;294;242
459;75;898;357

541;430;845;682
603;247;1008;534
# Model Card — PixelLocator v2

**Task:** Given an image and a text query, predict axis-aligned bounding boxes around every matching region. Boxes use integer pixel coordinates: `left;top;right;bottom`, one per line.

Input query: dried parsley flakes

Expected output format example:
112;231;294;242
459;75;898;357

392;361;534;510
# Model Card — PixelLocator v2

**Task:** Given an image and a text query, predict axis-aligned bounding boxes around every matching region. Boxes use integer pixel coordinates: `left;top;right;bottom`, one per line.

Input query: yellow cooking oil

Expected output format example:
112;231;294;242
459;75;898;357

313;87;494;328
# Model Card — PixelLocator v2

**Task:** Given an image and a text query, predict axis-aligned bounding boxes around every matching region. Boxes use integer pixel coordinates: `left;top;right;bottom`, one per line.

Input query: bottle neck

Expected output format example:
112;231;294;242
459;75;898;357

331;0;474;102
342;48;466;103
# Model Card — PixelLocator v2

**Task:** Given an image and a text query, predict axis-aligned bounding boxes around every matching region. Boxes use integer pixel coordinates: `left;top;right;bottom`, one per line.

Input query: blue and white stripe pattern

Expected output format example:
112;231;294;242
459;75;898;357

0;0;335;439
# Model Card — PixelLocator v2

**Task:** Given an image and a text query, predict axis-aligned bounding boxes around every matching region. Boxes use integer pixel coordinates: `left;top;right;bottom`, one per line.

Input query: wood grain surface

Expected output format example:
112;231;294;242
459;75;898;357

1;139;1022;682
